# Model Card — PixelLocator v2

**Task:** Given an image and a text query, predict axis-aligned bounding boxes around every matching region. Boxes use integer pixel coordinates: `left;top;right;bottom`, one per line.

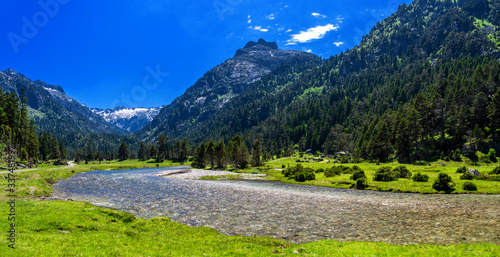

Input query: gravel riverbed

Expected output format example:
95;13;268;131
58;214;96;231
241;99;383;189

50;167;500;245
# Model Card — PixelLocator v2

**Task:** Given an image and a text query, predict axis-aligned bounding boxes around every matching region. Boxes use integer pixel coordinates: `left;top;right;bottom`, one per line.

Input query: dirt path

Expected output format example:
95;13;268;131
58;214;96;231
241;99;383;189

0;161;76;174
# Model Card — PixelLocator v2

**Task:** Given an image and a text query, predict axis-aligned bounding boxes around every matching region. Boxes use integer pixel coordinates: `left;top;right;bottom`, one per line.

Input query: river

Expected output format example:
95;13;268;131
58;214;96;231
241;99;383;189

50;166;500;245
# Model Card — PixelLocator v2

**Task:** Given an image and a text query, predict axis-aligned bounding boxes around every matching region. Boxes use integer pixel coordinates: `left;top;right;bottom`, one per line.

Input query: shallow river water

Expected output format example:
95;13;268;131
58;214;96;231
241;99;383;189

50;167;500;245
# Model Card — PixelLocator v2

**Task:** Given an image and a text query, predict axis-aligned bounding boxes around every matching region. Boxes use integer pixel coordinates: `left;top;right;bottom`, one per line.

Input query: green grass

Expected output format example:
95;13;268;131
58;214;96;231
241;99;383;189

1;200;498;257
0;158;498;256
258;157;500;194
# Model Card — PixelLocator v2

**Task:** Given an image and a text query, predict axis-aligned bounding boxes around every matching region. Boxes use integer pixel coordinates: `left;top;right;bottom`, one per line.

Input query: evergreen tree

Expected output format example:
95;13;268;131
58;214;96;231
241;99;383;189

59;140;67;160
489;88;500;135
180;139;189;161
149;145;157;160
87;139;94;162
118;142;130;161
252;139;262;167
193;142;207;168
205;140;216;169
50;135;59;160
228;135;249;169
138;142;147;161
215;139;226;169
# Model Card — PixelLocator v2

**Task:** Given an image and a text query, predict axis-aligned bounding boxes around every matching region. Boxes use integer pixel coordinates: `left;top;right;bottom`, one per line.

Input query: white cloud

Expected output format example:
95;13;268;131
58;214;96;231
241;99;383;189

333;42;344;47
286;29;292;33
337;16;345;23
312;12;327;18
287;24;339;45
305;49;312;53
267;14;275;20
250;26;269;32
248;19;252;24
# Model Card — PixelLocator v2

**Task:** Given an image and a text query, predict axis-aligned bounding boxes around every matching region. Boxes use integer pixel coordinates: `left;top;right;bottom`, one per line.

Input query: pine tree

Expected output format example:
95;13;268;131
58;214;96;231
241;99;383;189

252;139;262;167
489;88;500;135
205;140;216;169
59;140;67;160
215;140;226;169
193;142;207;168
180;139;189;161
138;142;147;161
228;135;249;169
118;142;130;161
147;145;155;159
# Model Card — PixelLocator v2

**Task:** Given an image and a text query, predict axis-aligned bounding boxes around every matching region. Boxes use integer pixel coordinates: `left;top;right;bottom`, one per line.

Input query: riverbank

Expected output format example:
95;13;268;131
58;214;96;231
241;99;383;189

157;168;267;180
1;159;499;256
252;158;500;194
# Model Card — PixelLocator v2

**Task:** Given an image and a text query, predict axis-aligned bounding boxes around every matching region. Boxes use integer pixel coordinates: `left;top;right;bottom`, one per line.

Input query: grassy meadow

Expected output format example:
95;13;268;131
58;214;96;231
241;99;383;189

233;157;500;194
0;158;499;256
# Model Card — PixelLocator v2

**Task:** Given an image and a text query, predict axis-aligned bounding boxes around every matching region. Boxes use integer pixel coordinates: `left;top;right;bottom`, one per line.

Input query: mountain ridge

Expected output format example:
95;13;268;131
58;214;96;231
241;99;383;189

136;39;323;141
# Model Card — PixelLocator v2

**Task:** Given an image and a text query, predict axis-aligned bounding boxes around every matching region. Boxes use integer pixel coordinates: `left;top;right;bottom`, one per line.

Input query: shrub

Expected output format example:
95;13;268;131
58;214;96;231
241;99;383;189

392;165;412;179
460;172;474;180
282;164;286;169
491;166;500;175
325;166;343;177
315;168;324;173
373;166;395;182
294;171;315;182
352;165;361;171
432;173;455;192
412;172;429;182
283;164;316;182
462;181;477;191
456;166;467;173
350;170;367;181
355;178;368;189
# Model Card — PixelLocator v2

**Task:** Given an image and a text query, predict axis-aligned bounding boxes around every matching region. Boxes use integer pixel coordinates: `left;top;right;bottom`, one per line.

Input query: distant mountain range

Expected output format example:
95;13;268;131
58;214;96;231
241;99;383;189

91;106;162;133
0;69;127;136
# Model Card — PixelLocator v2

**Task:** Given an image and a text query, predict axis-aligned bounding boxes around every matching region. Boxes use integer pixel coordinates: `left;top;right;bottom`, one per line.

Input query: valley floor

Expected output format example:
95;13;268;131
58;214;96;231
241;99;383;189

0;159;499;256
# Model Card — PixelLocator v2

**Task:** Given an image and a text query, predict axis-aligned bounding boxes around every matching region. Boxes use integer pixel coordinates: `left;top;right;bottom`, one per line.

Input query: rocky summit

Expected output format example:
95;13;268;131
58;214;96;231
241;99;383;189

136;39;321;141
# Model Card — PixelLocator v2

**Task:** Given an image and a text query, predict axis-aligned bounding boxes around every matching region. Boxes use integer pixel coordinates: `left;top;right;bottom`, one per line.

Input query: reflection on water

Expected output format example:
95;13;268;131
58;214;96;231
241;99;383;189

50;167;500;245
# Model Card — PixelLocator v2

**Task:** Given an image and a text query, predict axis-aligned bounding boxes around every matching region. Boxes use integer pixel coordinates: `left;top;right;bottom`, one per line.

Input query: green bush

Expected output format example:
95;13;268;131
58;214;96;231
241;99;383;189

283;164;316;182
355;178;368;189
456;166;467;173
460;172;474;180
462;181;477;191
325;166;343;177
411;172;429;182
392;165;412;179
351;165;361;171
432;173;455;192
491;166;500;175
350;170;367;181
294;171;315;182
373;166;395;182
315;168;325;173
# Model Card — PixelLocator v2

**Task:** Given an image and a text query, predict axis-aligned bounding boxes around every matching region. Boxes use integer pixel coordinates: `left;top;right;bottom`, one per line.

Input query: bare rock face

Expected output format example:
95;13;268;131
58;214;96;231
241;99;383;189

467;168;480;176
137;39;320;141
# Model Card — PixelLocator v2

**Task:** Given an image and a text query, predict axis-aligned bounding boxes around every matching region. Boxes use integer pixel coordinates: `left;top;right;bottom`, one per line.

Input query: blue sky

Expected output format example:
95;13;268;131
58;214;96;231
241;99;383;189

0;0;413;109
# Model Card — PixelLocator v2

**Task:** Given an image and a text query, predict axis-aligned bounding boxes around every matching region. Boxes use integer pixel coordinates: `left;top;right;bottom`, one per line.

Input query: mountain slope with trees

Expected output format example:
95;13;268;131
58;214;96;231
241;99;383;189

136;39;322;142
154;0;500;163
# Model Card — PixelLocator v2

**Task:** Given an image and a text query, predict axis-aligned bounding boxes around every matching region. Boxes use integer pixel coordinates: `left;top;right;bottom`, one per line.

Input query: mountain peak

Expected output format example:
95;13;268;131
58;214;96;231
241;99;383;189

243;39;278;50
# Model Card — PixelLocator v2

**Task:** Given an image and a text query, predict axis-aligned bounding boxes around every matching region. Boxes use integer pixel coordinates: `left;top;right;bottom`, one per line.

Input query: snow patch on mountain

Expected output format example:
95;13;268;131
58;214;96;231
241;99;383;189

91;106;162;133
